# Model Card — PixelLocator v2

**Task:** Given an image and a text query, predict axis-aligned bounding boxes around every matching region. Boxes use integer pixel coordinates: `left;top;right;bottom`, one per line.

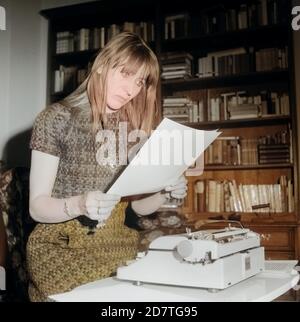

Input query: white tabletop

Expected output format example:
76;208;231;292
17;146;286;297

50;260;299;302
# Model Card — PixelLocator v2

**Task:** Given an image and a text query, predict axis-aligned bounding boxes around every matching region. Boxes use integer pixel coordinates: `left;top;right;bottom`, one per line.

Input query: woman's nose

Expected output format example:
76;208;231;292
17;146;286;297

123;79;135;97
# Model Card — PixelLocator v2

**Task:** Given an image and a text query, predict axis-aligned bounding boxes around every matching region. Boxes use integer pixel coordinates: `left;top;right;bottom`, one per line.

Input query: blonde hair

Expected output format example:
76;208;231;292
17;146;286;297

62;32;160;134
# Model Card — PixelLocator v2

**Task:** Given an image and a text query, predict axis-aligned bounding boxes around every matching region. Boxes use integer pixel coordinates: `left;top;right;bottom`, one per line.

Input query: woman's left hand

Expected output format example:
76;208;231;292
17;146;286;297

164;175;188;199
131;175;188;216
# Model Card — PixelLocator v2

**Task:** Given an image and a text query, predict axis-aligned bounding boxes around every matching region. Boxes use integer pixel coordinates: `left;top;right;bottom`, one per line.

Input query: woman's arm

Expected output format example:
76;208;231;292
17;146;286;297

131;191;167;216
30;150;121;224
29;150;85;223
131;175;188;216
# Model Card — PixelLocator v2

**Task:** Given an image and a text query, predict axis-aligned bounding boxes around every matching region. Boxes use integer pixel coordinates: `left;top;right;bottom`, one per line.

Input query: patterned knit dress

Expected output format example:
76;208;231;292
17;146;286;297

26;102;139;301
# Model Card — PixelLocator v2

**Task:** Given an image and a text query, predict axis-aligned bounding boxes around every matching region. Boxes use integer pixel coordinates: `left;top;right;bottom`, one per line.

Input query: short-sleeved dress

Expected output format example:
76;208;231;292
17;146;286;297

26;101;139;302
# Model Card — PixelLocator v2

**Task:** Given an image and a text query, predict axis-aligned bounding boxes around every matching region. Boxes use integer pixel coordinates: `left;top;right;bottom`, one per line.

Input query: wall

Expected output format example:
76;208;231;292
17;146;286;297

0;0;46;167
0;0;97;167
0;0;11;166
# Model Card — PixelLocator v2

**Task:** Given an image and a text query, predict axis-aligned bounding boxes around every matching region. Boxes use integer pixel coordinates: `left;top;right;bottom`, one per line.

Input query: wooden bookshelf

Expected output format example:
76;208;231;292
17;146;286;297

185;115;291;129
162;70;289;91
203;164;294;170
40;0;299;263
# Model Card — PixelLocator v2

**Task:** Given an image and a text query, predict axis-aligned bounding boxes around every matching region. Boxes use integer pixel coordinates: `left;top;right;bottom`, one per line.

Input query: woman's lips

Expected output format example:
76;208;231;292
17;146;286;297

107;105;119;111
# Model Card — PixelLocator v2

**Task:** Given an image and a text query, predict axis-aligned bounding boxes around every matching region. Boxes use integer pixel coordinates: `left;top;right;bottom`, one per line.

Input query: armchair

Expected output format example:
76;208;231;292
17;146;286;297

0;167;35;301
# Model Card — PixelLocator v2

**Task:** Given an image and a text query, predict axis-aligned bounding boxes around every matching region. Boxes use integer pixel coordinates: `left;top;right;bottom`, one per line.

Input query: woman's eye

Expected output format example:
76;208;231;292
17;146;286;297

121;71;131;77
136;79;146;87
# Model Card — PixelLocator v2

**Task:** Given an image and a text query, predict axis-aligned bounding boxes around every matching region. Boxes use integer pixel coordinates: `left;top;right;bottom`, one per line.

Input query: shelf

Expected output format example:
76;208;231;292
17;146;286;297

182;115;290;129
183;212;298;224
53;41;156;65
162;70;289;91
162;24;289;53
41;0;156;21
54;49;98;59
203;164;294;171
53;49;98;66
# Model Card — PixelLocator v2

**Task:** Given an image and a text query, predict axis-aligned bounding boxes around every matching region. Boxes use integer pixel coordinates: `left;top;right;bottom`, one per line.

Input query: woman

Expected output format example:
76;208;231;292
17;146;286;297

27;32;187;301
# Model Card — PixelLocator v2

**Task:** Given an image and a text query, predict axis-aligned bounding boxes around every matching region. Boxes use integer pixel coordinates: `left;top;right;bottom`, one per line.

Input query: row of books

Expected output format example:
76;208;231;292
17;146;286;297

163;90;290;123
197;47;288;78
205;137;242;166
160;52;193;80
198;0;287;35
159;46;288;81
163;106;194;123
164;13;190;40
162;96;196;123
211;91;290;120
53;65;88;93
193;177;294;214
204;133;291;166
54;0;287;52
55;21;155;54
258;144;290;164
257;131;290;145
256;47;288;72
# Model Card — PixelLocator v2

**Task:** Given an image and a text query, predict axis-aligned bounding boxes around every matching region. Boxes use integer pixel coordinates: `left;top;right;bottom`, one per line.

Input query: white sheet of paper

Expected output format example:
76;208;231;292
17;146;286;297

107;118;221;197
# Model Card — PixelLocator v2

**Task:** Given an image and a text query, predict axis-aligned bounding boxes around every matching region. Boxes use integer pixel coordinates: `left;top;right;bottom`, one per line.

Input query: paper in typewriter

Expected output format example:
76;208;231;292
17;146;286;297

107;118;221;197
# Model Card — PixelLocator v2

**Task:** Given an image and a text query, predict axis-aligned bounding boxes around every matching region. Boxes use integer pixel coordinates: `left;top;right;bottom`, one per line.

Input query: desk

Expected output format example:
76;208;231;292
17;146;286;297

50;260;299;302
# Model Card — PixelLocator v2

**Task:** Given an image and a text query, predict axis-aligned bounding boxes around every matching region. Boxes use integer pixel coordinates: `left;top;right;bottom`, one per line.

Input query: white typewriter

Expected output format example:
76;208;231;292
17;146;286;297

117;226;265;290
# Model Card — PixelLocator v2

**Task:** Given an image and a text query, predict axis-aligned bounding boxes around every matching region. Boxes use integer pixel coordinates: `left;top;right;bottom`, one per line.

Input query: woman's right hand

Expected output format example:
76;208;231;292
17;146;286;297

79;191;121;223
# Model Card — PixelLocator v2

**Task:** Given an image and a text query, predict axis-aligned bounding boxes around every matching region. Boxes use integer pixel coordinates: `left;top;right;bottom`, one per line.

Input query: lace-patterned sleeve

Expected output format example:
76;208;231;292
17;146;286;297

30;103;70;157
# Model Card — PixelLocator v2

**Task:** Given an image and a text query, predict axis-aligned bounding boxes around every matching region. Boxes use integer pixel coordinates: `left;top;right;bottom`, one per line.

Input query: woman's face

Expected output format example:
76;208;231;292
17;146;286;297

105;64;146;113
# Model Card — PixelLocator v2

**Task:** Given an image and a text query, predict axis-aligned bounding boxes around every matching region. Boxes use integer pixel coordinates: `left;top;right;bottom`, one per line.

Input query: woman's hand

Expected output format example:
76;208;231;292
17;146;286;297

164;175;188;199
79;191;121;223
130;176;188;216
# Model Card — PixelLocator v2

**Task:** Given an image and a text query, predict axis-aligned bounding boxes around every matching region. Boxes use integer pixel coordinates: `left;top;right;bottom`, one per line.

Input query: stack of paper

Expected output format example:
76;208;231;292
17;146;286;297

108;118;220;197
